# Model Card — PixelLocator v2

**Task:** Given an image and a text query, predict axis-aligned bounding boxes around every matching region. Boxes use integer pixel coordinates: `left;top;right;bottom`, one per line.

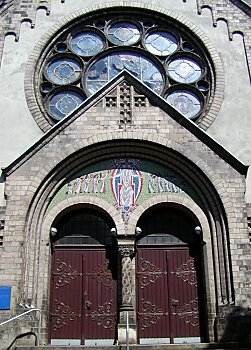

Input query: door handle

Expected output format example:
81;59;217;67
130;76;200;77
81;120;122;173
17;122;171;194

171;298;178;307
85;300;92;309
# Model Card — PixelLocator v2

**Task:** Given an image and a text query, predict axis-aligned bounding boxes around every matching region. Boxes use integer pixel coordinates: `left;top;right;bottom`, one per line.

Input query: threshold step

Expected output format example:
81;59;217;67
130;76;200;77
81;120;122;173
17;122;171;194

15;342;251;350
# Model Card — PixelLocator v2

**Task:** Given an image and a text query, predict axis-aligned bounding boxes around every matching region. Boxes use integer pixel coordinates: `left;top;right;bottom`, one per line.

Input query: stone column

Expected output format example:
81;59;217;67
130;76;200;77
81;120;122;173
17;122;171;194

117;244;137;344
119;245;134;310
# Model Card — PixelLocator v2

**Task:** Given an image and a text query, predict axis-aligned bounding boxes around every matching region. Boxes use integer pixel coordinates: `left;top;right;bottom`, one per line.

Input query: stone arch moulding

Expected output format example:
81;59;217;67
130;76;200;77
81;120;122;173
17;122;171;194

43;196;125;236
19;138;236;315
24;3;224;132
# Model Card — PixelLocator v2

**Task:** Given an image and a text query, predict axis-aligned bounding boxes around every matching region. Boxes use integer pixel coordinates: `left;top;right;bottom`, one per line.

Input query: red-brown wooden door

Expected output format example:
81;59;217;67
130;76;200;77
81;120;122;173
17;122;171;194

49;249;117;345
137;247;201;344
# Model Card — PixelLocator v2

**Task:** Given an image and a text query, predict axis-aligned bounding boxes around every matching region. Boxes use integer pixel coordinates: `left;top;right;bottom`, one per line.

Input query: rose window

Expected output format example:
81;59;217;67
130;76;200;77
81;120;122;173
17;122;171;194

39;15;212;122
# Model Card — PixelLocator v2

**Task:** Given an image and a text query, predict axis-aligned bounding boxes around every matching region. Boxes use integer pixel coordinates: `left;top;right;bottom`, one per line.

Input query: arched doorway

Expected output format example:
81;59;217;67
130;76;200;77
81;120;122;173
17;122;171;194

136;205;206;344
49;208;118;345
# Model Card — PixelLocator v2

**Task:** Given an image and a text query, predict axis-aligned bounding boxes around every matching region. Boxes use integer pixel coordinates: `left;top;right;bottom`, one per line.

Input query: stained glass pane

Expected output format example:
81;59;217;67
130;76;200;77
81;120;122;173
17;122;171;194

46;57;82;85
70;31;104;57
145;31;179;56
165;90;202;119
86;51;164;95
108;22;140;46
167;57;203;83
48;90;85;120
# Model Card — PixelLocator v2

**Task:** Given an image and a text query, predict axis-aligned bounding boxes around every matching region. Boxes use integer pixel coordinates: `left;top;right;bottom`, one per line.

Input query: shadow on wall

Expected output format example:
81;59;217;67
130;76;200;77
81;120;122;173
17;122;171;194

6;331;37;350
216;306;251;346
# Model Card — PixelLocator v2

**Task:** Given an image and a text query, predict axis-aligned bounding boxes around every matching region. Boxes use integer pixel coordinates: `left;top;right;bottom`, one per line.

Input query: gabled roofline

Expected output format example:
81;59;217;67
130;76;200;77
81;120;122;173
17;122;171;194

2;71;248;177
231;0;251;16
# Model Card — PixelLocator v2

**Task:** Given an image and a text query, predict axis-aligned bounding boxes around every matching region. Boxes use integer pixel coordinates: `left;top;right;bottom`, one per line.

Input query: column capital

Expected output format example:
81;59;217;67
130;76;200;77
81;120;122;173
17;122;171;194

118;245;135;258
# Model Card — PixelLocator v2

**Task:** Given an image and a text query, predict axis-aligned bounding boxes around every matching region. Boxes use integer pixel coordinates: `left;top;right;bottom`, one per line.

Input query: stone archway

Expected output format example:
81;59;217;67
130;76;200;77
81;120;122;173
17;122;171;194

49;206;118;346
135;205;207;344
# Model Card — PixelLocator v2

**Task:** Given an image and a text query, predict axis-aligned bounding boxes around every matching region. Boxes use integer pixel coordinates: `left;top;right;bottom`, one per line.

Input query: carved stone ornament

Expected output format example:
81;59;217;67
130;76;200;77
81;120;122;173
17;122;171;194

51;301;80;330
118;245;134;258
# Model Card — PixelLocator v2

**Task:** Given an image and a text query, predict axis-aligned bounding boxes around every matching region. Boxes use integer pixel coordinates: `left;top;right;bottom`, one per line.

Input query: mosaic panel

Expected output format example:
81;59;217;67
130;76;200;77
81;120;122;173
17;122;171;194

47;159;198;223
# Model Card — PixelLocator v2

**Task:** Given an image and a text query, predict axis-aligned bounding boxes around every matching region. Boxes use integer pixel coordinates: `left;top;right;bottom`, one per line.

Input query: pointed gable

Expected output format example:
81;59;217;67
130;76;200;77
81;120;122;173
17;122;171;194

3;72;247;178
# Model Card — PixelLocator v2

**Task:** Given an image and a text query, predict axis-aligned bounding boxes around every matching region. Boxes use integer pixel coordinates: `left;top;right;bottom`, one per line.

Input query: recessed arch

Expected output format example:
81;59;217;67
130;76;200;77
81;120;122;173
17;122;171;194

127;194;210;243
17;137;235;345
42;196;125;238
134;202;211;343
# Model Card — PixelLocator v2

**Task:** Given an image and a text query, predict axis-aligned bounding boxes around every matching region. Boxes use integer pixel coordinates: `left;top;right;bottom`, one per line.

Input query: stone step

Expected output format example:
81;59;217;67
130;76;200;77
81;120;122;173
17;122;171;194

15;343;251;350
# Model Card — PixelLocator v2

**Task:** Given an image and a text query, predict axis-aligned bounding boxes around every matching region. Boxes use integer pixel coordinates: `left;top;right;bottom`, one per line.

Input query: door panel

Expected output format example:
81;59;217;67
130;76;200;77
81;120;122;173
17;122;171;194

137;249;170;342
50;250;83;341
168;249;200;342
137;247;201;344
84;250;117;341
49;249;117;344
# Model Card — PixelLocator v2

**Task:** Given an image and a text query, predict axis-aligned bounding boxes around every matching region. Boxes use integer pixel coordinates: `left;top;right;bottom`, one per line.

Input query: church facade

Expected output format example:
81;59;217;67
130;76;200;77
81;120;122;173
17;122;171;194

0;0;251;348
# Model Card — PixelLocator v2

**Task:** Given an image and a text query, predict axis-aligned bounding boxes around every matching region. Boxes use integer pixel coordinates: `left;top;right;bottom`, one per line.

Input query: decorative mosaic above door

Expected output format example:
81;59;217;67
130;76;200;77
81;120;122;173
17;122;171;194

47;159;198;223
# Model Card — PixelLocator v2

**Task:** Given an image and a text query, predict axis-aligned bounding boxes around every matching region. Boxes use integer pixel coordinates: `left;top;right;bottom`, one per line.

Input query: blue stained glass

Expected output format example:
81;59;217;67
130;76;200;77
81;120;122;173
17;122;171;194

108;22;141;46
48;90;85;120
145;31;178;56
165;90;202;119
86;51;164;95
70;32;104;57
167;57;202;83
46;57;82;85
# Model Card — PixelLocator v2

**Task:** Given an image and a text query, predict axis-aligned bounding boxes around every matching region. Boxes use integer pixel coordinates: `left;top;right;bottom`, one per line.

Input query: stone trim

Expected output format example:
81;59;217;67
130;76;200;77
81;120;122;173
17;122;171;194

22;132;237;215
42;195;125;236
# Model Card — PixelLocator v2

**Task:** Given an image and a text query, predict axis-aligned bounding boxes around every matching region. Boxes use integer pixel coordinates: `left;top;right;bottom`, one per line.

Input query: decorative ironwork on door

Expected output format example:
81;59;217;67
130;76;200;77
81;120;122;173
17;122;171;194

89;261;113;287
49;249;117;343
53;259;82;288
138;299;168;330
137;248;202;343
90;300;116;329
172;298;199;327
137;258;166;288
51;301;81;330
171;258;197;286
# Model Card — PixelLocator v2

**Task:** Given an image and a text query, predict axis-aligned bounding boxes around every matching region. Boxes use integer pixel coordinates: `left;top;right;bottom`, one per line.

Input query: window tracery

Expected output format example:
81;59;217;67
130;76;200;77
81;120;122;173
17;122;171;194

39;12;213;123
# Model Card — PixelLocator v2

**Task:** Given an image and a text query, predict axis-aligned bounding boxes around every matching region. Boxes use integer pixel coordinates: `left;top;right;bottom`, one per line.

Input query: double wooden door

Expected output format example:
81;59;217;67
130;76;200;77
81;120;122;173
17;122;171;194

137;247;202;344
49;248;117;344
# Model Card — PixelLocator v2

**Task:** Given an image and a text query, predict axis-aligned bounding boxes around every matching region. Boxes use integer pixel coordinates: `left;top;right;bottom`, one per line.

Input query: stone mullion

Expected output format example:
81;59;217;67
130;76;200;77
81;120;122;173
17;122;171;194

118;245;134;311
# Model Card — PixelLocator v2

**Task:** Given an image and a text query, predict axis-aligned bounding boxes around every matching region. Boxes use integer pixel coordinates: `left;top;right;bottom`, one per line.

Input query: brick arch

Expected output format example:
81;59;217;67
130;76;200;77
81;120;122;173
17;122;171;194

130;193;217;339
42;195;125;237
127;193;210;243
27;131;234;224
24;2;224;132
24;195;124;306
21;133;235;330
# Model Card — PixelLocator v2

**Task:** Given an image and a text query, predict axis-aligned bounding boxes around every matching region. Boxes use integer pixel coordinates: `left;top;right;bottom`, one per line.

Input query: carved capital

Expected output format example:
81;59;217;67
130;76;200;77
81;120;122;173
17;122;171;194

118;245;134;258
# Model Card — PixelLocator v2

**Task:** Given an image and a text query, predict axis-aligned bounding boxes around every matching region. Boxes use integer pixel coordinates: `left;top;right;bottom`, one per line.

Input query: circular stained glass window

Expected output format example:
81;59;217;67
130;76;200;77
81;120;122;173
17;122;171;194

69;31;104;57
107;21;141;46
165;89;203;119
45;55;82;85
145;31;179;56
47;88;86;120
36;12;214;128
85;51;164;95
167;56;203;83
